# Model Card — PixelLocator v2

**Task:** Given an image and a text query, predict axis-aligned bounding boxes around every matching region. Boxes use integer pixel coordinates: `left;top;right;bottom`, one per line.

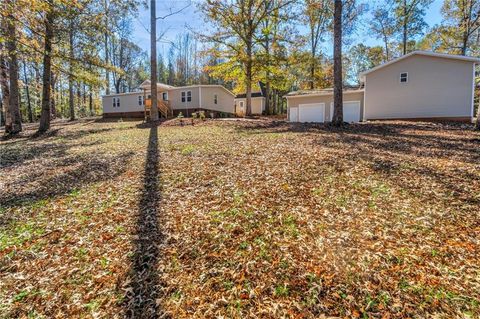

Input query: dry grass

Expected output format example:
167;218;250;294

1;118;479;318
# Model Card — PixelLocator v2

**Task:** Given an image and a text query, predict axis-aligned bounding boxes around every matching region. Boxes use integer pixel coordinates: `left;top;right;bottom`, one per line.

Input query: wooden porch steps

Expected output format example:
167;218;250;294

145;98;173;120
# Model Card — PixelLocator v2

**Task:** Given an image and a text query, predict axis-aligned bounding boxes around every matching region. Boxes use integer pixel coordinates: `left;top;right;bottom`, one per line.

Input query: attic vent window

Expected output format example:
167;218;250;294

400;72;408;83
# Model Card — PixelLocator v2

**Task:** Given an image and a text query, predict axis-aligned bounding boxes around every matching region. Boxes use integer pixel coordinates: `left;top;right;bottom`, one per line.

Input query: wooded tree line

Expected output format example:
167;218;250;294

1;0;479;134
200;0;479;116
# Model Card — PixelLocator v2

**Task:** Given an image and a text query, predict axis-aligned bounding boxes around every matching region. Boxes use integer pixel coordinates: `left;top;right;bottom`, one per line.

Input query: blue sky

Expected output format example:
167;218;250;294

131;0;445;57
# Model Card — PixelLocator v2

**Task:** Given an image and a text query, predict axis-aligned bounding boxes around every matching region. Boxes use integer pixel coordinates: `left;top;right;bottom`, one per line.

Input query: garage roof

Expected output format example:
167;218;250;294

359;51;480;80
285;86;364;98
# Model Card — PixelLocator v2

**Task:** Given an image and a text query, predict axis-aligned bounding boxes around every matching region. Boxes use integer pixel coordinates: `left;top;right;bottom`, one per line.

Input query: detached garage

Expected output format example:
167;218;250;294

286;51;480;123
286;88;364;123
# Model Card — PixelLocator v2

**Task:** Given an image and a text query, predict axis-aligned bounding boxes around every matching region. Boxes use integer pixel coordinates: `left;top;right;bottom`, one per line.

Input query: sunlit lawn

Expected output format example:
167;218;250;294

1;118;479;318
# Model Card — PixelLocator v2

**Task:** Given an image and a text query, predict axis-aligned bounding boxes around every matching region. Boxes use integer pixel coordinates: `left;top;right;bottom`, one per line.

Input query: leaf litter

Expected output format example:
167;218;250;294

0;118;479;318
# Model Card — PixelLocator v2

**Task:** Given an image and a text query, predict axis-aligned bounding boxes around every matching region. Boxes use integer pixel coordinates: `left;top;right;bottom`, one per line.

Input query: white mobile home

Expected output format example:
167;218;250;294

102;82;235;118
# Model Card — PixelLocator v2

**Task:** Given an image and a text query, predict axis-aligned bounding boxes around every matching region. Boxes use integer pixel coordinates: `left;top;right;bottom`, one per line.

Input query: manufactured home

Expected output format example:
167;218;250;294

286;51;480;123
102;81;235;118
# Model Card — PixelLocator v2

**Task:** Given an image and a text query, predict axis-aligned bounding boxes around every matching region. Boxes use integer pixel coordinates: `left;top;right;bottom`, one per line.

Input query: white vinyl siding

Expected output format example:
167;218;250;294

364;55;474;120
289;107;298;122
234;97;264;115
102;93;145;113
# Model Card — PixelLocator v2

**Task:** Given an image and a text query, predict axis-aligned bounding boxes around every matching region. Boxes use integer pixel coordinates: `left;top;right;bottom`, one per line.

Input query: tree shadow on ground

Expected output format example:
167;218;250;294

0;149;134;210
0;126;132;169
0;123;139;210
234;120;480;208
234;120;480;163
124;124;165;318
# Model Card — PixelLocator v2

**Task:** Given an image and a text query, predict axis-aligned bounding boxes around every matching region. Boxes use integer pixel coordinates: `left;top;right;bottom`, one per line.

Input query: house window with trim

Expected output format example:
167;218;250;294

138;96;143;106
400;72;408;83
112;98;116;108
214;94;218;104
116;97;120;107
187;91;192;102
181;91;186;102
163;92;168;101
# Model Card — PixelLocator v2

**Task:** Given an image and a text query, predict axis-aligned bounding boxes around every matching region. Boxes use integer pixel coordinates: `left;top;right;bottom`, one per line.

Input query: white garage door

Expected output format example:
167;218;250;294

289;107;298;122
298;103;325;123
330;101;361;123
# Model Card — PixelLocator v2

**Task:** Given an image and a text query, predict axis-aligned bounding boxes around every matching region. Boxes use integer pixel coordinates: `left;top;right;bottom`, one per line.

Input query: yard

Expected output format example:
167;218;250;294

1;118;479;318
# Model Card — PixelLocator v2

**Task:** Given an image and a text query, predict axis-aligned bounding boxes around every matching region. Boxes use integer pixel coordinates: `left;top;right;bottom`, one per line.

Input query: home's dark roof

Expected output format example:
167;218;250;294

285;85;364;97
235;92;264;98
259;81;266;96
235;81;266;98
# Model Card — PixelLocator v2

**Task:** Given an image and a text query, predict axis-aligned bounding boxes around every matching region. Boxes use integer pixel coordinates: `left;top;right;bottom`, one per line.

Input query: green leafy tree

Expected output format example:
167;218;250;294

440;0;479;55
303;0;332;89
392;0;434;55
200;0;292;116
346;44;384;83
371;5;398;61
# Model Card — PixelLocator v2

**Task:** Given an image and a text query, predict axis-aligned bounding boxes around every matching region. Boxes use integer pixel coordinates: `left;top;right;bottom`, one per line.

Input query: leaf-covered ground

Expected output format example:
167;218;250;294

1;118;479;318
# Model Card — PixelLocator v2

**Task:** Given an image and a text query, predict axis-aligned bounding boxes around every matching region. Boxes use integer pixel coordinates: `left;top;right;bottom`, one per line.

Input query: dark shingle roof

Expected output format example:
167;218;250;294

285;85;364;97
235;92;264;98
235;81;266;98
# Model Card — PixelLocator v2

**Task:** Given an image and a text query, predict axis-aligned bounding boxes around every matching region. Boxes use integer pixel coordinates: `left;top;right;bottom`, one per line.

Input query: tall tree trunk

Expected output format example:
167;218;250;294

50;71;56;118
245;40;253;116
82;82;86;112
104;0;110;95
264;14;271;115
265;81;270;115
310;22;316;90
23;62;33;122
461;28;469;55
384;34;390;61
115;79;121;94
58;73;63;116
332;0;343;126
150;0;159;121
38;4;54;133
68;21;75;121
6;2;22;134
77;83;81;115
310;61;315;90
89;87;93;116
475;104;480;130
0;99;4;127
272;89;277;115
0;42;11;131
